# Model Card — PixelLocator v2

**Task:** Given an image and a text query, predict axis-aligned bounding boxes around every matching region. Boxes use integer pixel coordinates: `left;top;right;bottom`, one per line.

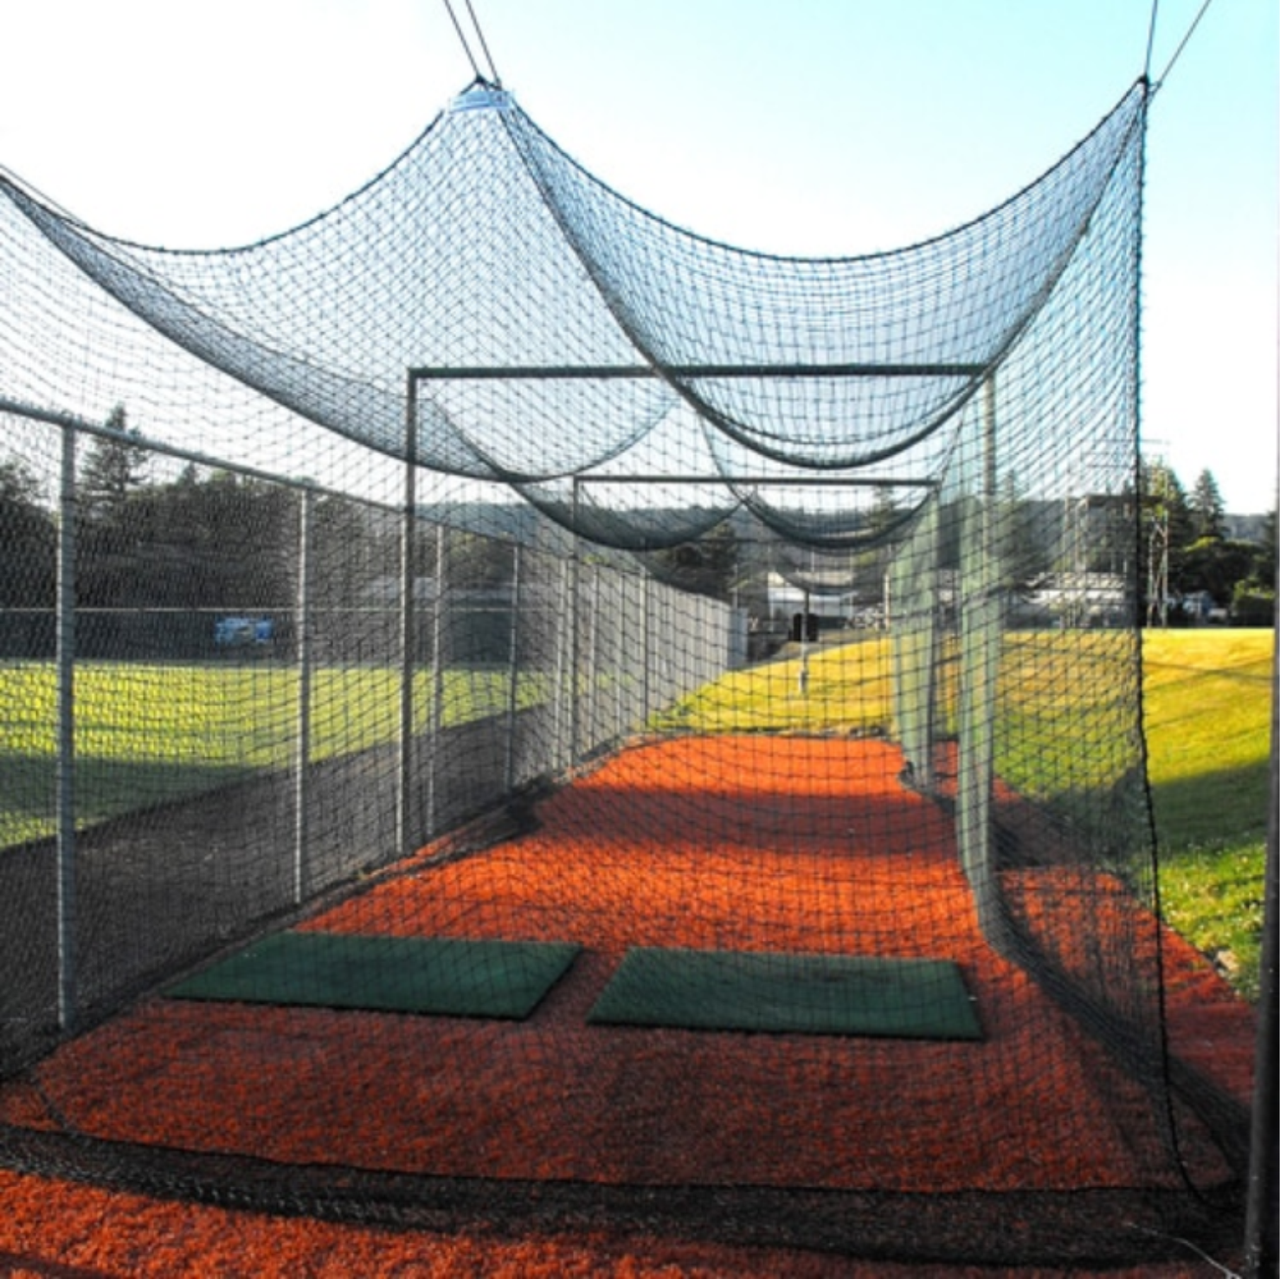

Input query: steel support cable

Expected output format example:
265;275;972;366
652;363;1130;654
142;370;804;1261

463;0;503;86
1144;0;1161;82
1149;0;1218;93
441;0;483;82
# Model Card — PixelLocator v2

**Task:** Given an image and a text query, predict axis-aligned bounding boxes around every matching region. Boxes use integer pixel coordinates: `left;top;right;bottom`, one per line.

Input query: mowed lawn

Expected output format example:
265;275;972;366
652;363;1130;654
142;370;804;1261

662;626;1274;1001
1;628;1271;996
1142;628;1273;1000
0;661;547;847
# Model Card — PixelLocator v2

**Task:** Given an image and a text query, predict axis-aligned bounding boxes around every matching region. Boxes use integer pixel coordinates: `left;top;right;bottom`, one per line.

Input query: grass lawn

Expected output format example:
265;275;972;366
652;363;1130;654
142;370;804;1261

2;629;1271;998
1141;628;1274;1000
0;660;549;847
662;626;1274;1001
652;635;894;735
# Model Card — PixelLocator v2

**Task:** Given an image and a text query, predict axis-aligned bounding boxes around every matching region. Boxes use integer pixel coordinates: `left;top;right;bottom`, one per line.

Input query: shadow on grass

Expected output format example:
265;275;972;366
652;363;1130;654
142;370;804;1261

0;752;256;848
1146;761;1271;852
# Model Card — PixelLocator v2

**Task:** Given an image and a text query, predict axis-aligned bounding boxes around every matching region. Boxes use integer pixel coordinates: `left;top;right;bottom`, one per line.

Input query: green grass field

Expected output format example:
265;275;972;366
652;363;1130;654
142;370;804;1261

652;636;895;735
1;629;1271;997
0;661;549;847
660;626;1273;1000
1141;629;1273;1000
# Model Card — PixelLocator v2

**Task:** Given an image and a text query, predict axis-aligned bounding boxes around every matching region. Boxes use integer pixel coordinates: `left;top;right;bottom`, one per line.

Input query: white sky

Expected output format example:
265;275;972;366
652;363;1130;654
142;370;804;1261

1;0;1275;511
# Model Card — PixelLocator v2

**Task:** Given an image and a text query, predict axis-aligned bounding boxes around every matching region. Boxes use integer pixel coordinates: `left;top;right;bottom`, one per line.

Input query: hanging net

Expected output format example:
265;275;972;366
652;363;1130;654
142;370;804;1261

0;76;1254;1265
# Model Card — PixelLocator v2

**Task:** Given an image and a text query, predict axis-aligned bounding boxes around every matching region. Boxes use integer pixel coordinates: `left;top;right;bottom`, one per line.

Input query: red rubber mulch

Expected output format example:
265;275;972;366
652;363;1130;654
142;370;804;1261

0;736;1256;1275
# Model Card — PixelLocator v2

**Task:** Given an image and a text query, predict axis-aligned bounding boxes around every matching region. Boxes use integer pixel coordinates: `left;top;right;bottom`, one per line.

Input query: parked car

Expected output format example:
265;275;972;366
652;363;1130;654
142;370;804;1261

214;617;274;646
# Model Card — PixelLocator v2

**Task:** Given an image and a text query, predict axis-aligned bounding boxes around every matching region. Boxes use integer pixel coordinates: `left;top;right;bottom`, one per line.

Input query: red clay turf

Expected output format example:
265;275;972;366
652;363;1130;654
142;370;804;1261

0;736;1256;1275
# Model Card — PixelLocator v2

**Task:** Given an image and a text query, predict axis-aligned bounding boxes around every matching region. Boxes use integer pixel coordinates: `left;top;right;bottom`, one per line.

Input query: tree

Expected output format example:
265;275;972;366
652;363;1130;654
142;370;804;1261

1183;536;1256;607
1258;506;1278;590
650;520;742;602
1188;468;1226;542
80;406;149;515
445;528;516;590
0;456;55;608
1140;460;1193;623
1228;504;1277;626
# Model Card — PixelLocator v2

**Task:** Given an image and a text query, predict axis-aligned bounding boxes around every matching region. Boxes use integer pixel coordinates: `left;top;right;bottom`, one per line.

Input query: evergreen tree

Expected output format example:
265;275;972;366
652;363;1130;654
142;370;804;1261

651;520;742;601
80;405;149;515
0;457;56;608
1188;468;1226;542
1258;506;1277;589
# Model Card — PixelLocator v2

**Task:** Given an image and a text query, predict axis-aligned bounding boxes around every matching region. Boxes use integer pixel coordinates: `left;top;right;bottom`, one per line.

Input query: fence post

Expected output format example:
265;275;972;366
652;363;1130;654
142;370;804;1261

552;556;570;772
569;480;581;770
642;573;652;726
293;485;314;904
504;543;523;793
613;570;625;739
588;563;601;753
426;523;447;833
957;376;1004;945
397;377;418;859
56;423;77;1031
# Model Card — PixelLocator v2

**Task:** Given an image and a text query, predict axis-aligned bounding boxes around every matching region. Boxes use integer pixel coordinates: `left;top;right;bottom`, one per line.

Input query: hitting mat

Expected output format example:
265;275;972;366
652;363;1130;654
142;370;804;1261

587;947;982;1040
167;931;581;1019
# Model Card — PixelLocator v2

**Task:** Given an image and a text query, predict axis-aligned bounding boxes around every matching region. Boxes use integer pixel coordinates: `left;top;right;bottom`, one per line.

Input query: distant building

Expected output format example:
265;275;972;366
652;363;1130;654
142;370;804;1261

1015;573;1129;628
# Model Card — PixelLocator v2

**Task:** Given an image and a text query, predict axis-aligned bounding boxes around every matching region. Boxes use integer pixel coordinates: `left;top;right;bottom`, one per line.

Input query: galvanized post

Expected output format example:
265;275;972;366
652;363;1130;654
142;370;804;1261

569;479;581;769
504;542;523;793
642;573;652;726
293;485;314;904
588;563;601;753
1243;606;1279;1277
424;523;447;835
552;556;570;772
957;375;1004;946
56;423;77;1030
398;375;418;858
613;570;625;739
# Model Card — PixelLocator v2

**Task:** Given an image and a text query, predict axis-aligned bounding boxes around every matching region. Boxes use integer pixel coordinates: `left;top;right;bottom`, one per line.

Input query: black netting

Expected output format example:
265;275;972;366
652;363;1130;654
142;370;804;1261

0;75;1254;1266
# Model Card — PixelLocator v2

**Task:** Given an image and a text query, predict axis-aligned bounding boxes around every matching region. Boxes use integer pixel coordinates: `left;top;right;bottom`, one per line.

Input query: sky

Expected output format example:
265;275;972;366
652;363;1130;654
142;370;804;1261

1;0;1275;512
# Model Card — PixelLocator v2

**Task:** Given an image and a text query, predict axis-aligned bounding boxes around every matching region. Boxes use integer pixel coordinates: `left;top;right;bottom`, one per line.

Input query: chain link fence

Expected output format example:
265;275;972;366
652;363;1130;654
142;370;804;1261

0;407;737;1073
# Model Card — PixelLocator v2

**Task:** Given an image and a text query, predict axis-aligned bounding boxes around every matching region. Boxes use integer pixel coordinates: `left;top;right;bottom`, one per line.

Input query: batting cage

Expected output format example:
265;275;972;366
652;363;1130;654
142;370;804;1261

0;76;1258;1266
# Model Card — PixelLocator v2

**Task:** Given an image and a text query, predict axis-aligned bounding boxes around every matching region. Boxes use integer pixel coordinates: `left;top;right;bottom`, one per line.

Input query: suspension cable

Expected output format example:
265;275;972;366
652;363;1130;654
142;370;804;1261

441;0;483;82
1151;0;1217;91
1144;0;1161;81
464;0;503;87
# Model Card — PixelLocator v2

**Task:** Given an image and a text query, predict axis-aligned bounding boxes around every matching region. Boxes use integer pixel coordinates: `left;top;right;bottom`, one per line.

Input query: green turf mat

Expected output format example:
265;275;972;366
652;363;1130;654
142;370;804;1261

167;932;581;1019
587;947;982;1039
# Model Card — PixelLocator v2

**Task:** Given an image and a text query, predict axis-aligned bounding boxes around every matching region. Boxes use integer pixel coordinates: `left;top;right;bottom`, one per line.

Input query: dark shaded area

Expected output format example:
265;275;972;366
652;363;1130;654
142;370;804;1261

0;1122;1245;1270
0;707;552;1077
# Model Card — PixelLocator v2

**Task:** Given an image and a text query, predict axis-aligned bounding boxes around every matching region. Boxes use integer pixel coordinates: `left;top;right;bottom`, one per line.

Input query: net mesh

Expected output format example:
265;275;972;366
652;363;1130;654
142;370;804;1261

0;76;1253;1264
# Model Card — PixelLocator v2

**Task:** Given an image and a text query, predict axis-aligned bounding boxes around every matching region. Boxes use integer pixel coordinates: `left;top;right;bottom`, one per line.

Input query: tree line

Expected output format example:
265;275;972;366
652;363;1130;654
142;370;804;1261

648;462;1276;628
0;410;396;618
1142;461;1276;626
1;411;1275;630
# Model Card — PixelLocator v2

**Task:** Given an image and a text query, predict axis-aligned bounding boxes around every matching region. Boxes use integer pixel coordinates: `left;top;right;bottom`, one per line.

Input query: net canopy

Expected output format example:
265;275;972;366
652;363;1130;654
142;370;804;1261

2;77;1145;552
0;73;1257;1268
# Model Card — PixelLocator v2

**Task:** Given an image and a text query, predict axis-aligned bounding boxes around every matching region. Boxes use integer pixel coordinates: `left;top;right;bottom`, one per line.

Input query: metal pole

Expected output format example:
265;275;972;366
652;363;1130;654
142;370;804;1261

589;564;601;753
1242;548;1279;1278
504;543;523;793
426;523;447;833
397;376;418;858
613;570;625;738
798;587;810;695
55;423;77;1030
570;479;581;769
957;376;1003;944
642;574;652;726
552;556;570;771
293;485;314;904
